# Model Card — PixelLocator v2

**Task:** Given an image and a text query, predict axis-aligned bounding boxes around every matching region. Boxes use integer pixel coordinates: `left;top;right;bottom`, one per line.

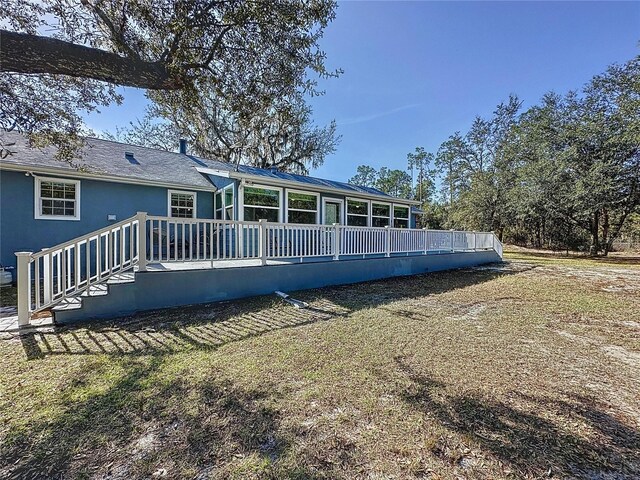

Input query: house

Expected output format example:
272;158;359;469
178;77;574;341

1;132;502;327
0;132;421;270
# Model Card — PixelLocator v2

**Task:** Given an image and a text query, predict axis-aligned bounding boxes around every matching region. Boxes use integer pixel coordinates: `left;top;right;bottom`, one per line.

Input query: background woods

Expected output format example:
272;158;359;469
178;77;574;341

349;55;639;255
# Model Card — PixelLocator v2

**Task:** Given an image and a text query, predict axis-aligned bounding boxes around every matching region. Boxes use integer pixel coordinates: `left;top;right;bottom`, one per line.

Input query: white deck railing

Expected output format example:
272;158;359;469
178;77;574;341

16;212;502;326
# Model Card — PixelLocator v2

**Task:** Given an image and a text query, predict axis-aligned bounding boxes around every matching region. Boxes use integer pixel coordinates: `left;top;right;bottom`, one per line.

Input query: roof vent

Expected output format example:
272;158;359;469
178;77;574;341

179;138;187;154
124;151;140;165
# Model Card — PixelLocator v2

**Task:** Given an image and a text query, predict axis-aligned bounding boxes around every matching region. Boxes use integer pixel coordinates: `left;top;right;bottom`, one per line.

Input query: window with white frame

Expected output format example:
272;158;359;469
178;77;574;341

168;190;196;218
371;203;391;227
287;191;318;224
346;199;369;227
393;205;410;228
243;186;280;222
215;185;234;220
35;177;80;220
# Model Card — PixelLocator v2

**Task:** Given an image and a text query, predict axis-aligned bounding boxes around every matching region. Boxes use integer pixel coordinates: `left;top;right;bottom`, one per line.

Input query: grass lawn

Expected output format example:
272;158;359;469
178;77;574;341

1;250;639;479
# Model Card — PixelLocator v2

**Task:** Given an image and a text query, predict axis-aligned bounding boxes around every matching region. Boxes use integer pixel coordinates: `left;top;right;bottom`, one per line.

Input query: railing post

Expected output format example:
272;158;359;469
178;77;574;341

385;226;391;257
16;251;32;327
42;248;51;304
332;223;341;260
450;230;455;252
422;228;428;255
137;212;147;272
259;219;267;266
472;231;477;251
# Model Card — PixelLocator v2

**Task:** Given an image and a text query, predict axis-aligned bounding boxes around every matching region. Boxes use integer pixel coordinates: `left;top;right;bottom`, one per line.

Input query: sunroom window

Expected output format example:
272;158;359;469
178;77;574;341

215;185;234;220
287;191;318;224
372;203;390;227
169;190;196;218
35;177;80;220
243;186;280;222
347;199;369;227
393;205;410;228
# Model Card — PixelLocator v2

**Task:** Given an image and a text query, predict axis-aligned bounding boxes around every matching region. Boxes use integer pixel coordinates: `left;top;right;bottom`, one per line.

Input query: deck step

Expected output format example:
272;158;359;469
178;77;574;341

51;297;83;311
107;272;136;284
80;284;109;297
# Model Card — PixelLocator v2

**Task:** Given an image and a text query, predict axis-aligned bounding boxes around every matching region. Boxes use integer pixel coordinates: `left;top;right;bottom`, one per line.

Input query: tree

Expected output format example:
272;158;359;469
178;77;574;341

407;147;435;203
435;133;467;208
433;95;522;235
376;167;413;198
348;165;378;188
1;0;339;160
102;115;181;152
108;94;341;173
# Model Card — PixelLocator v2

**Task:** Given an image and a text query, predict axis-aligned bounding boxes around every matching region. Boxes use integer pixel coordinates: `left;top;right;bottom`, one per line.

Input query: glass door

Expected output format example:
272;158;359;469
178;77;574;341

323;199;343;225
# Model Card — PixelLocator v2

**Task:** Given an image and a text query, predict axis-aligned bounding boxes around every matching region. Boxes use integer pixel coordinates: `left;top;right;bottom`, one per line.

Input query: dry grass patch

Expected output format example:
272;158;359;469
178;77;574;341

1;253;639;479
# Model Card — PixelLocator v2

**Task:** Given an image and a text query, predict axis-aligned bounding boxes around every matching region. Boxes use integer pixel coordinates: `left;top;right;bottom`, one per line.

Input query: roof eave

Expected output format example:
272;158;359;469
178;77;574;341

196;167;421;205
1;162;218;192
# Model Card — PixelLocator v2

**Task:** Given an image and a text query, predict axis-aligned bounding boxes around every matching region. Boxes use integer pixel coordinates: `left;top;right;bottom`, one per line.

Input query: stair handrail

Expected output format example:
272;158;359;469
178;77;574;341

16;212;145;326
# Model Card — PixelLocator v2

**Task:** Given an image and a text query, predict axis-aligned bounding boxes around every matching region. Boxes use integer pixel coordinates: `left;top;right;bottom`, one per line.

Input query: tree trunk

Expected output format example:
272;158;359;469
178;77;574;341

589;211;600;256
602;209;610;256
0;30;184;90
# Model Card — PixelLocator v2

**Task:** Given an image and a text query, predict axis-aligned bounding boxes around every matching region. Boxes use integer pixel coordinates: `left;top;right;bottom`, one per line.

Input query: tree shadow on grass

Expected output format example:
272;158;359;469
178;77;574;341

18;266;521;360
394;358;640;479
0;355;322;479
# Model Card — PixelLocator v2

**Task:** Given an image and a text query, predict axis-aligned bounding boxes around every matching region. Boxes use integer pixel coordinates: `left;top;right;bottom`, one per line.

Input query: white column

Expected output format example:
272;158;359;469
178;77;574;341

16;251;32;327
450;230;455;252
259;219;267;266
137;212;147;272
332;223;341;260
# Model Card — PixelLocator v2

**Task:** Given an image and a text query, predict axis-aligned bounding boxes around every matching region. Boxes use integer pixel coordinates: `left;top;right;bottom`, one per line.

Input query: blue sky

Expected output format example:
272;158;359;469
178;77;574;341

85;1;640;182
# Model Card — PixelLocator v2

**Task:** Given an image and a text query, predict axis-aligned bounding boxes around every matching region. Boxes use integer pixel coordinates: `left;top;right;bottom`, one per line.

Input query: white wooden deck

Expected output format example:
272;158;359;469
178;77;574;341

146;258;296;271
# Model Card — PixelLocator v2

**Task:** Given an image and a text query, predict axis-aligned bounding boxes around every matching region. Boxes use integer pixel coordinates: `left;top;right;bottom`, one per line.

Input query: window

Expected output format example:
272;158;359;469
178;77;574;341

372;203;390;227
287;191;319;224
35;177;80;220
393;205;410;228
215;191;223;219
346;199;369;227
243;186;281;222
215;185;234;220
168;190;196;218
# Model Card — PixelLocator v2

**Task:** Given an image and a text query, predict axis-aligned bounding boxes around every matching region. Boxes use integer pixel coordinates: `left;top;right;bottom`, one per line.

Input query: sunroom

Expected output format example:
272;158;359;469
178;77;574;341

200;166;419;229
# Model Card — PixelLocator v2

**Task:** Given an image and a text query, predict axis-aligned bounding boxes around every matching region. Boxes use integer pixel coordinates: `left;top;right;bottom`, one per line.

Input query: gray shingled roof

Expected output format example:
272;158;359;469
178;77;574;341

0;132;408;202
1;131;228;189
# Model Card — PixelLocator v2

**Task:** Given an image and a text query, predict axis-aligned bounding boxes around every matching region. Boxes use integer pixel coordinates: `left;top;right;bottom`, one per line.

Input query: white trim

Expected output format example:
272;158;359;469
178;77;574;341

285;189;320;224
346;197;371;227
371;201;392;228
167;189;197;218
195;167;421;205
321;197;345;225
215;184;234;220
34;176;81;221
392;204;410;228
2;163;217;192
239;183;283;222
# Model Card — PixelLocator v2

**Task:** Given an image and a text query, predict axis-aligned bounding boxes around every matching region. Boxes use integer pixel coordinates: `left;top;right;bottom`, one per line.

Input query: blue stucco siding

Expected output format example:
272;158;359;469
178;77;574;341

0;169;214;268
54;250;502;323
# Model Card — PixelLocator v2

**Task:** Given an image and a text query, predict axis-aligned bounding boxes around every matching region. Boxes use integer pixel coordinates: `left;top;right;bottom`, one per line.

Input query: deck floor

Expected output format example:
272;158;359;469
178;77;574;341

146;257;315;271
